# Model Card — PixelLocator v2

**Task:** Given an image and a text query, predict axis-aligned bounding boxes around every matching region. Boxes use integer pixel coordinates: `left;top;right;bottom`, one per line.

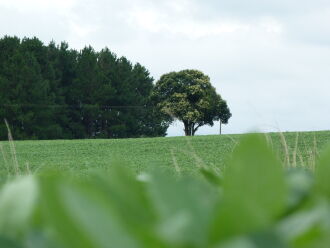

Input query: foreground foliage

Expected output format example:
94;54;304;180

1;135;330;247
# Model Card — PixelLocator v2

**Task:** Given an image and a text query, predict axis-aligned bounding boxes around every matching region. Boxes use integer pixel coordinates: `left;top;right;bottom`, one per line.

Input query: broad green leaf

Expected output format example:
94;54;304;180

148;169;219;247
210;135;287;244
215;236;256;248
200;167;222;187
285;169;313;211
314;145;330;198
39;172;142;248
277;202;330;248
90;165;164;247
291;226;330;248
25;231;61;248
0;236;22;248
0;176;38;237
216;231;287;248
249;231;287;248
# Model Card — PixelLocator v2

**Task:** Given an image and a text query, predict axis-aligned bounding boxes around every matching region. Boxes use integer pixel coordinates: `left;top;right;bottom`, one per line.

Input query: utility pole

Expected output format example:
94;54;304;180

219;120;222;135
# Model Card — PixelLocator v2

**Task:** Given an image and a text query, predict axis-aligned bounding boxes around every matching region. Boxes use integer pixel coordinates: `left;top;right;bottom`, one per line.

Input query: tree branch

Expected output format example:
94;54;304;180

194;123;202;132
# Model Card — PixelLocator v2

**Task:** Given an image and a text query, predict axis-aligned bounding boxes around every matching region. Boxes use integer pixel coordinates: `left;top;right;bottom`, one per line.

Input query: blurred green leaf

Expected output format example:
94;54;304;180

285;168;313;214
148;169;219;247
210;134;288;244
315;145;330;199
292;225;330;248
39;172;142;248
24;230;62;248
250;231;287;248
276;201;330;248
214;231;288;248
215;236;256;248
200;167;222;187
0;236;22;248
0;176;38;237
90;165;164;247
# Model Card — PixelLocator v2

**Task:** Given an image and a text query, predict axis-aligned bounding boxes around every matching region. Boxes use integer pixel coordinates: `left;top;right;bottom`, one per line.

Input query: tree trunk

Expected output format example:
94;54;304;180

184;122;194;136
192;123;201;136
192;124;196;136
183;122;190;136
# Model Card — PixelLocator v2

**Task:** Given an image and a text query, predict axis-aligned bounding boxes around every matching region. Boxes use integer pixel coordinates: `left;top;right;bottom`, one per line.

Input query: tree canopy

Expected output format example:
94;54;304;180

152;69;231;136
0;36;170;140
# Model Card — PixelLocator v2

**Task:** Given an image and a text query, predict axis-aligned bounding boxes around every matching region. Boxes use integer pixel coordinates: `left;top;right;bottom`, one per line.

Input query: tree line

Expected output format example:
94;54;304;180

0;36;169;140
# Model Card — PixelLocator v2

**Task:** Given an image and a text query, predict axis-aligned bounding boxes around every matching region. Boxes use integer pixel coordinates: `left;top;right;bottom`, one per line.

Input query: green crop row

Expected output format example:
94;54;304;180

1;131;330;178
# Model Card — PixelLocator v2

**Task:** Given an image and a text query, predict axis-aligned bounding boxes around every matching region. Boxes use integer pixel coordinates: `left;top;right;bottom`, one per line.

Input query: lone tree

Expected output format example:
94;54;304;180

152;69;231;136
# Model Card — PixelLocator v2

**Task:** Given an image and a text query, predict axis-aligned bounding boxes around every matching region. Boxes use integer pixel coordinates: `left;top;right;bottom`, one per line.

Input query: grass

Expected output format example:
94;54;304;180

0;130;330;177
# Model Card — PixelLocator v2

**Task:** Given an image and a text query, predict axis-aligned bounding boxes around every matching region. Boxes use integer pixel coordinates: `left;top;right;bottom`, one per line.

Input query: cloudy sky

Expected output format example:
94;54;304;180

0;0;329;136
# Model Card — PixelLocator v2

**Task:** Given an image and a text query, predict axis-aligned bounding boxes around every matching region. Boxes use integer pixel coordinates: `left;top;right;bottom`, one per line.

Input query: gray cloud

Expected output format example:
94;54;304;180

0;0;329;136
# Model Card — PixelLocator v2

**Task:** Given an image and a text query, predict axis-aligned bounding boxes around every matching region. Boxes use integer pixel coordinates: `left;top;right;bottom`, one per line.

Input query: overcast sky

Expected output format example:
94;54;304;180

0;0;329;136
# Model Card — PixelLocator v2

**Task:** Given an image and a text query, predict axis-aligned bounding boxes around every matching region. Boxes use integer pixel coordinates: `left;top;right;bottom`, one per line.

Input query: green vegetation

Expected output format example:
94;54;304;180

1;131;329;177
152;69;231;136
1;35;330;247
0;37;236;140
1;134;330;247
0;36;170;140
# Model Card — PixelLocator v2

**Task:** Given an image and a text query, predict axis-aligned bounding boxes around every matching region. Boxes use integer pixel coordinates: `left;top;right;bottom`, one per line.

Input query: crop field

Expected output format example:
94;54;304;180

1;130;330;177
1;131;330;247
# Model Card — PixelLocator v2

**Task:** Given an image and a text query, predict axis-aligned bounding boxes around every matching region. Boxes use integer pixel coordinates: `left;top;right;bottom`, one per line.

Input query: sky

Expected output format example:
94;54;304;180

0;0;329;136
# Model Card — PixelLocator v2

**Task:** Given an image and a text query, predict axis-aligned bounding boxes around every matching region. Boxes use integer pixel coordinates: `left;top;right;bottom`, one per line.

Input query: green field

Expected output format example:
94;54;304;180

1;130;330;177
1;131;330;247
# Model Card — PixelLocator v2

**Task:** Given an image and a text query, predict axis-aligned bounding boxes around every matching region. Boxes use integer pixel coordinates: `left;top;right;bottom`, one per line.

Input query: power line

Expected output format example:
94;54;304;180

0;103;152;109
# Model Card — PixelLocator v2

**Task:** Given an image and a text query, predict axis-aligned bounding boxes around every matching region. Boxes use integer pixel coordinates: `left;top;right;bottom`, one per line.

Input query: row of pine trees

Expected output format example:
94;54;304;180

0;36;169;140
